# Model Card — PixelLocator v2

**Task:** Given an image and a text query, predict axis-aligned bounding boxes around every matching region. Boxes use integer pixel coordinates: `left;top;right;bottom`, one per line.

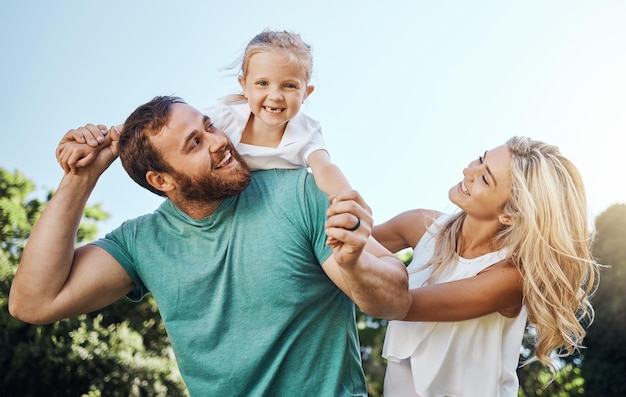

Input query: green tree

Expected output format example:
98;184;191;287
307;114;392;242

518;361;585;396
582;203;626;397
517;328;585;396
516;204;626;396
0;168;188;397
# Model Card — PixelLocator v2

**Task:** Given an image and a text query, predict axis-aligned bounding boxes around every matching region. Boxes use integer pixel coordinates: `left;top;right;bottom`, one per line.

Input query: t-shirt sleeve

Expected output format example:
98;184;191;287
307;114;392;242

298;170;333;265
90;225;149;302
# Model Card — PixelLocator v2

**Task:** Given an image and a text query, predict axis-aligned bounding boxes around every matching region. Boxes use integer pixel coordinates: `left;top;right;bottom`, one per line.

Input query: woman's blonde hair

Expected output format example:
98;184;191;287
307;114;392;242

427;136;599;371
223;29;313;104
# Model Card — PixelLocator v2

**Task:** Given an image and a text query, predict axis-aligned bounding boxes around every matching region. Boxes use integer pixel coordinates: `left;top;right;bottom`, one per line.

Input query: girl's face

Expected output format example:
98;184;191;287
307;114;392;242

238;51;314;131
449;144;513;222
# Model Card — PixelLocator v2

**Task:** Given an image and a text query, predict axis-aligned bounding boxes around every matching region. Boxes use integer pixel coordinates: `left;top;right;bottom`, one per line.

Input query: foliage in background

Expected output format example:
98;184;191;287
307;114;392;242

582;203;626;397
0;168;187;397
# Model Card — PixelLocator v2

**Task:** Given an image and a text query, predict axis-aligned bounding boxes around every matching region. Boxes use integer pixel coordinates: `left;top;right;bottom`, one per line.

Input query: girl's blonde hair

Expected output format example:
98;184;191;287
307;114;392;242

426;136;599;371
224;29;313;104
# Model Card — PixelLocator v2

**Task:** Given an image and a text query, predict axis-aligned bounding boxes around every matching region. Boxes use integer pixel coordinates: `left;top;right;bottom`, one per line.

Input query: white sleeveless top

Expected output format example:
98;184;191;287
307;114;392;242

383;215;527;397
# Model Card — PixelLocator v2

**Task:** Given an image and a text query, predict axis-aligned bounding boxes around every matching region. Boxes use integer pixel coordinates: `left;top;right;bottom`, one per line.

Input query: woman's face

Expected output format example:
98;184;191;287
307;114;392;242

449;144;513;222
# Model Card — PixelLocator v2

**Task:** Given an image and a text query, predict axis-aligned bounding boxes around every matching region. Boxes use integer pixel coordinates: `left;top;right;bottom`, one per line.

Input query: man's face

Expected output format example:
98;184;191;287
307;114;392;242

150;103;251;202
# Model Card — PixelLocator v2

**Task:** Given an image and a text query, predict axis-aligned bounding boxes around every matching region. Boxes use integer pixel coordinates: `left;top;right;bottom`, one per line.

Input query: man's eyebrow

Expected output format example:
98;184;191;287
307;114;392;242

483;150;497;186
182;129;200;152
181;115;210;151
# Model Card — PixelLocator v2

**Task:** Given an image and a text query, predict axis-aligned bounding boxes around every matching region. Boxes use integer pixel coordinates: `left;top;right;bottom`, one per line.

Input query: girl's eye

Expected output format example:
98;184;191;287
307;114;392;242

284;83;297;89
256;81;268;86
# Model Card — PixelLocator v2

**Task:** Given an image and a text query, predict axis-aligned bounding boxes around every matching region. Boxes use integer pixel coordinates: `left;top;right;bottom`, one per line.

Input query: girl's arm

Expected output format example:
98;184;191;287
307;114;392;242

308;149;352;196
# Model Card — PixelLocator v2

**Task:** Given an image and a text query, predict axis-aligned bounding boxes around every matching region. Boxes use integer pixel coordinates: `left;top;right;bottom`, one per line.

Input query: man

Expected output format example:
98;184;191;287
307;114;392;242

9;96;410;396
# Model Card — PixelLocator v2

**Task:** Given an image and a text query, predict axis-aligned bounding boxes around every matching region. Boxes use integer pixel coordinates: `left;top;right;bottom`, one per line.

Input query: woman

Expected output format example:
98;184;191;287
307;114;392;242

374;136;599;397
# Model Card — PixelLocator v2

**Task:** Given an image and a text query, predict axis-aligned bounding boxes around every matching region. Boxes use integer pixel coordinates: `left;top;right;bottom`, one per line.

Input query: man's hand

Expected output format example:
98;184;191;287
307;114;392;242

324;190;373;268
322;190;411;320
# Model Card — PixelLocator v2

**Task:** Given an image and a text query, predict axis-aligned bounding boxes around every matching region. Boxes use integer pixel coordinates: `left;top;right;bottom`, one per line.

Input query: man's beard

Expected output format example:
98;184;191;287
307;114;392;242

171;153;251;203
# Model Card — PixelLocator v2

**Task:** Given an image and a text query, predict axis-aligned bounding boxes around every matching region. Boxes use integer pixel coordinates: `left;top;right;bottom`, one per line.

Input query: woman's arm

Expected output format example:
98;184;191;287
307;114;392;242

373;209;441;253
403;261;523;321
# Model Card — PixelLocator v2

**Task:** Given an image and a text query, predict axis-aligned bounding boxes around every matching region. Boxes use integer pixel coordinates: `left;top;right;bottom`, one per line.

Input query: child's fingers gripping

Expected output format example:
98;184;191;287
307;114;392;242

55;144;67;173
75;152;96;169
57;145;77;174
66;148;85;175
67;142;102;172
326;236;340;248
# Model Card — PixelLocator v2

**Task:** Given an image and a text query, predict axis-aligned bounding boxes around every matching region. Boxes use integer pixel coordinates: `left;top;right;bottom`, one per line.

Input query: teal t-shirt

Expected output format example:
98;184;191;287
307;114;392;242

92;169;367;396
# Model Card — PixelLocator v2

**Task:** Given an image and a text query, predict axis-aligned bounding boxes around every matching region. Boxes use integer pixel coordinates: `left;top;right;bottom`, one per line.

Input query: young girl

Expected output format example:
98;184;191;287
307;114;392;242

373;136;600;396
207;29;351;196
57;30;352;199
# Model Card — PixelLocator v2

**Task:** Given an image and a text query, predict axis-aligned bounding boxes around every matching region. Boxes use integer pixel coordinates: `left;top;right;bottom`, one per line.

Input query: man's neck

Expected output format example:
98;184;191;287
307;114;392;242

172;198;225;220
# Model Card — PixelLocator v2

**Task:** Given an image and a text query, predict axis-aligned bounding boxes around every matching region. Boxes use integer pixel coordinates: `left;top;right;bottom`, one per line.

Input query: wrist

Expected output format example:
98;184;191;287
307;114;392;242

58;169;100;199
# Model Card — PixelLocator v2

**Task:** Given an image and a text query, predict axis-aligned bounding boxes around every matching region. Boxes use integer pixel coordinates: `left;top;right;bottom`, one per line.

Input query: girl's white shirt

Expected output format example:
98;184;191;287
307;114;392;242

206;101;326;171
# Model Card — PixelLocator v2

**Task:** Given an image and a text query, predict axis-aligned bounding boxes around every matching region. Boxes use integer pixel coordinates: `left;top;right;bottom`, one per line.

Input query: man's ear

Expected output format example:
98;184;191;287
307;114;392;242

498;215;513;226
146;170;175;193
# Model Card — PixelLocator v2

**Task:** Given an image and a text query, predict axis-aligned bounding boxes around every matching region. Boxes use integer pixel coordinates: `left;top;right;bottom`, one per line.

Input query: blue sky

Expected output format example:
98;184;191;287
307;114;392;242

1;1;625;236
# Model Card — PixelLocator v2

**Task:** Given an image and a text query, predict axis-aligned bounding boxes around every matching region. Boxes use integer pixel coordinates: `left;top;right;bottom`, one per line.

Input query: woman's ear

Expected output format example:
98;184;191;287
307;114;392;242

498;215;513;226
146;170;175;194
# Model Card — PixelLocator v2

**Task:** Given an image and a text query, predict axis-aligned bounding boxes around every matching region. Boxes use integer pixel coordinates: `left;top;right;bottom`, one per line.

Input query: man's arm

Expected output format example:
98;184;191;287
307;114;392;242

9;124;134;324
323;191;411;320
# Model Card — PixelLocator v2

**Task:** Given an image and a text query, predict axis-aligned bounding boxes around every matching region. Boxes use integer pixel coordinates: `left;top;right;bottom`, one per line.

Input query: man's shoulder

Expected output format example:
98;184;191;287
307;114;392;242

106;200;174;234
250;168;310;184
247;169;321;201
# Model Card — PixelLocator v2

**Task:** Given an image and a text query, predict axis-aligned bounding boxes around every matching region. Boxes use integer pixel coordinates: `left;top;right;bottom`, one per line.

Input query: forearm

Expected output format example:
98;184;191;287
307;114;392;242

313;163;352;197
339;252;411;320
9;172;99;322
323;190;411;319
